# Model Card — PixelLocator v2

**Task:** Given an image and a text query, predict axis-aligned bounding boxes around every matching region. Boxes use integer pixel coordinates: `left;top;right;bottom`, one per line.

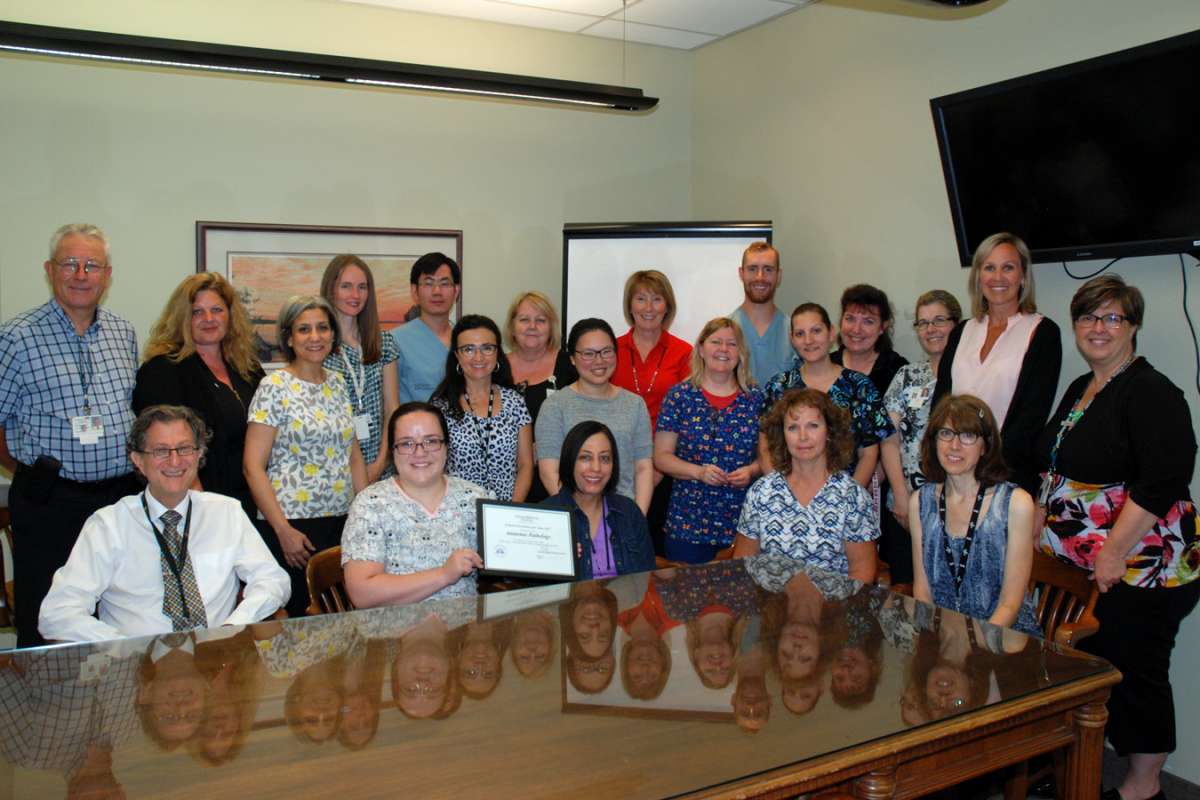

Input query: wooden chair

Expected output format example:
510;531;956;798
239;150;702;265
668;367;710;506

305;546;354;616
1029;550;1100;648
0;505;12;628
1004;551;1101;800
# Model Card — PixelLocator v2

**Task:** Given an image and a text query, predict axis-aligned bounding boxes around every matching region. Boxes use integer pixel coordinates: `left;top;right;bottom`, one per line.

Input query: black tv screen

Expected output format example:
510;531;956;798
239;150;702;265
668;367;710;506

931;29;1200;266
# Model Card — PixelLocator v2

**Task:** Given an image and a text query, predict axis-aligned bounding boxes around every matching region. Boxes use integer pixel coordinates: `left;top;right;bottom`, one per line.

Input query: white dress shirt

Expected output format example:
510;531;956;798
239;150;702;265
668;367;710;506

39;489;291;643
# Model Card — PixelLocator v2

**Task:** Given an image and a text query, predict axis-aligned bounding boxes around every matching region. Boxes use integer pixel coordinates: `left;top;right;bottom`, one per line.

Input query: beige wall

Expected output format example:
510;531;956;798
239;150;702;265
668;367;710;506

0;0;693;334
693;0;1200;782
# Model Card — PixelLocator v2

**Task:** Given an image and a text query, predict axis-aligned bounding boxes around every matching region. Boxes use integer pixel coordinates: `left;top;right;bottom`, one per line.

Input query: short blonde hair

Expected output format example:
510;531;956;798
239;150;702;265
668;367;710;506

689;317;753;389
504;290;561;352
622;270;677;330
967;232;1037;319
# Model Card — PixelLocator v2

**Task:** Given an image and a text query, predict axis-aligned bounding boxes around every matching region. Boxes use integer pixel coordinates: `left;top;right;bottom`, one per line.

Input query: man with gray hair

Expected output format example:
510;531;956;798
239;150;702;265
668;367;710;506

0;224;140;647
39;405;289;643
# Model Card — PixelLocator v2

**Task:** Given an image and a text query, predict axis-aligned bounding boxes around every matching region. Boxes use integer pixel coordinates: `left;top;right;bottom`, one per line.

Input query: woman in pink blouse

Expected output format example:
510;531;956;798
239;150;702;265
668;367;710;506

932;232;1061;495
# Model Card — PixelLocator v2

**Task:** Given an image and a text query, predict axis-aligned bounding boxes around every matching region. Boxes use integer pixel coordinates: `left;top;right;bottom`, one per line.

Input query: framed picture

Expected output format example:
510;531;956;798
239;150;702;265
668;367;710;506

196;221;463;366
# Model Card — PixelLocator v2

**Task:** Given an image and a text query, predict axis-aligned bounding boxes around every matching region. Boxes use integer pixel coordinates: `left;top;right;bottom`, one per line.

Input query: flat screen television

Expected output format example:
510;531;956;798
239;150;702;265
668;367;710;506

931;29;1200;266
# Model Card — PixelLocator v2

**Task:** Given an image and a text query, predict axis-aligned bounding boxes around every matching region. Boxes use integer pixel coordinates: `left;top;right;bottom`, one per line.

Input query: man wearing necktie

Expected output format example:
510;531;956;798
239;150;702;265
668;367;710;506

38;405;290;643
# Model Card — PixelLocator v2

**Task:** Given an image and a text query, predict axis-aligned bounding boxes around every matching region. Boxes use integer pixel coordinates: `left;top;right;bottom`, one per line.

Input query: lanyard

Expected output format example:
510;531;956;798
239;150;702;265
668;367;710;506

631;341;668;398
141;494;196;621
591;497;615;573
76;335;95;414
938;484;985;595
466;386;496;455
340;347;366;412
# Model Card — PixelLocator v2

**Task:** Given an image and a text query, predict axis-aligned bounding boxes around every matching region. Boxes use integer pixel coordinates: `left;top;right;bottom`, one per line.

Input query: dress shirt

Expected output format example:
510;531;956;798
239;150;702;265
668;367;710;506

0;299;137;481
39;489;290;643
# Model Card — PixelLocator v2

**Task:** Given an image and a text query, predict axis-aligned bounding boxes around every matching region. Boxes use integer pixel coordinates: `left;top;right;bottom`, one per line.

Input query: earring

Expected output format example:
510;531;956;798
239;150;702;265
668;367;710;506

493;362;500;373
455;363;462;375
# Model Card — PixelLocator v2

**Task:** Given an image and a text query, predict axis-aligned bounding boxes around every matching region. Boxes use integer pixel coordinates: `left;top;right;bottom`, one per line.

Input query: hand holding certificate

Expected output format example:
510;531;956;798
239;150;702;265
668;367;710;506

477;500;576;581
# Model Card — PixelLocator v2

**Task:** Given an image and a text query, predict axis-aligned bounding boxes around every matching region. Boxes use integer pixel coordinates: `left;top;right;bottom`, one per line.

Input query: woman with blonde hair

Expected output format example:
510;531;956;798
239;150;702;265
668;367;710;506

135;272;264;516
933;232;1061;495
505;290;578;502
320;255;400;483
655;317;764;563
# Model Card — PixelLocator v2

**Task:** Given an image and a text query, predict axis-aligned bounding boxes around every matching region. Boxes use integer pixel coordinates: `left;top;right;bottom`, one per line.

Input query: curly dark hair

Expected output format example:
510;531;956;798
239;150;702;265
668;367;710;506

761;388;855;474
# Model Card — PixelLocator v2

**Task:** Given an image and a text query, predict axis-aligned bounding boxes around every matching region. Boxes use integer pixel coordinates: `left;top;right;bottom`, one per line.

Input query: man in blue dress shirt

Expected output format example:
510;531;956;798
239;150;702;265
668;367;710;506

730;241;794;388
391;251;461;403
0;224;141;647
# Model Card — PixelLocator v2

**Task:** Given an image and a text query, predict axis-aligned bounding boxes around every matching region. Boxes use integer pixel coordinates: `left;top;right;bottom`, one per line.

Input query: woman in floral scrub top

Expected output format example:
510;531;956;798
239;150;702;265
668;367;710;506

1036;275;1198;800
245;296;367;618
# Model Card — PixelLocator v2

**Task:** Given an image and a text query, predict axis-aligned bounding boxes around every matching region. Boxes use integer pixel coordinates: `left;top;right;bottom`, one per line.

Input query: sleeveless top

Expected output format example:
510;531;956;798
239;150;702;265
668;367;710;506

918;482;1040;636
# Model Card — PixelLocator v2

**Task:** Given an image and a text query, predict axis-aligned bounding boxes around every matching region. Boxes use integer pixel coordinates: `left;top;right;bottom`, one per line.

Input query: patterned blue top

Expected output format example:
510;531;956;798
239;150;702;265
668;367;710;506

917;482;1040;636
658;383;764;547
324;333;400;467
737;471;878;576
761;366;894;460
0;300;137;480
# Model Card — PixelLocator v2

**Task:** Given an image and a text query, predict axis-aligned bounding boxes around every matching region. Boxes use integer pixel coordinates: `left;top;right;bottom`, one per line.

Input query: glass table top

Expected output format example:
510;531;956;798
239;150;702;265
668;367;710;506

0;555;1110;798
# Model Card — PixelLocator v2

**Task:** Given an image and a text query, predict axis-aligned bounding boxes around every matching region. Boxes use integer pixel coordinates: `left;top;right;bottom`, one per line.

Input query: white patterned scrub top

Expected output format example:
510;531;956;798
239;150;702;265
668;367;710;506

434;386;532;501
882;361;936;490
341;475;494;601
737;471;878;577
248;369;357;518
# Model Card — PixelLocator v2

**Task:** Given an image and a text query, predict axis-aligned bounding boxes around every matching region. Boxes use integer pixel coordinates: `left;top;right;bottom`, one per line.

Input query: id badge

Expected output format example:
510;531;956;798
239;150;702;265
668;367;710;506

72;414;104;445
353;414;371;442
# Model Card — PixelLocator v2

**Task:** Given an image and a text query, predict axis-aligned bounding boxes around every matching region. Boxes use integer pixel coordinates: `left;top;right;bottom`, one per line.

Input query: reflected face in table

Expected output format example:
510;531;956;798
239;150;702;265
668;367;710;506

142;672;206;745
831;647;874;699
394;640;451;719
339;693;379;749
200;700;240;761
295;683;340;742
512;624;552;677
925;664;972;719
693;640;735;688
733;676;771;732
458;640;502;697
777;622;820;681
782;678;822;715
571;599;614;660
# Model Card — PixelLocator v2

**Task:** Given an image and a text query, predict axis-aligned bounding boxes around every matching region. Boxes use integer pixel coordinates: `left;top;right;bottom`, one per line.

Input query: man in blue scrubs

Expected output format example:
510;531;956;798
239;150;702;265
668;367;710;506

391;252;460;403
730;241;793;387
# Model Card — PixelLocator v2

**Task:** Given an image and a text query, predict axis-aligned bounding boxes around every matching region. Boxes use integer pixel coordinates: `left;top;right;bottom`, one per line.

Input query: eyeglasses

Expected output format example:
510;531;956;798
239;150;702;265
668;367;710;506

417;278;454;290
1074;313;1130;330
914;316;956;331
575;661;611;675
456;343;498;357
935;428;980;446
53;257;108;276
393;437;445;455
141;445;201;461
574;347;616;363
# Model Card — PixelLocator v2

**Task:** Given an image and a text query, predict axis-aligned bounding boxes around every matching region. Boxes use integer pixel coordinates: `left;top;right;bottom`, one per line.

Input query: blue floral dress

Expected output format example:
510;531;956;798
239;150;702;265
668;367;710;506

657;383;764;548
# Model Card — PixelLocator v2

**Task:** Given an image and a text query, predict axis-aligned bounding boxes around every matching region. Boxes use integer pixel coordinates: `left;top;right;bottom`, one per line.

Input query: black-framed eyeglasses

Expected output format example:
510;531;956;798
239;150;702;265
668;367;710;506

393;437;445;455
574;347;616;362
456;344;498;357
53;257;108;276
914;316;956;331
1073;313;1130;330
935;428;980;446
140;445;201;461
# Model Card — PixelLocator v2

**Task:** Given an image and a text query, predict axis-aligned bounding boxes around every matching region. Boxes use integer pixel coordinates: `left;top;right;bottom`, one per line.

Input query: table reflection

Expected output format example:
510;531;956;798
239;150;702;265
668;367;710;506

1;557;1111;799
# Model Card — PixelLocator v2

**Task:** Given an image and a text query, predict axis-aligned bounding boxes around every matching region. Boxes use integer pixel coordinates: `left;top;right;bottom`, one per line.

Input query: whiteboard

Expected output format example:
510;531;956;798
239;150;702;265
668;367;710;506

563;223;772;347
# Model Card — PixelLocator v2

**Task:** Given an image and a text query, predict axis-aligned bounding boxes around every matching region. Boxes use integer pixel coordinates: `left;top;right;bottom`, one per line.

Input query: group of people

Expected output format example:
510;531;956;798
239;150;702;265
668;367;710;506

0;223;1196;800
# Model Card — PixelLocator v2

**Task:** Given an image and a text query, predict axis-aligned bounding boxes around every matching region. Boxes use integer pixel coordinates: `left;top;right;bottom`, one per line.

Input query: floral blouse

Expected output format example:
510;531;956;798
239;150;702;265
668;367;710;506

737;471;878;576
657;383;764;547
883;361;936;489
762;366;894;462
248;370;357;518
341;475;494;601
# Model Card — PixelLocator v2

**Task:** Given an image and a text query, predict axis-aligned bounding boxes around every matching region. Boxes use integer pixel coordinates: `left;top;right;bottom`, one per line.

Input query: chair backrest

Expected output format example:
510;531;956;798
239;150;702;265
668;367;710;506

1029;551;1099;648
305;546;354;616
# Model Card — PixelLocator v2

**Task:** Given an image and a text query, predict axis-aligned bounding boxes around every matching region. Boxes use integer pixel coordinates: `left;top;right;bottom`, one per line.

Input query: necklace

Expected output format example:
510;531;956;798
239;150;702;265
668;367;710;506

1046;355;1136;479
465;385;496;455
631;339;668;398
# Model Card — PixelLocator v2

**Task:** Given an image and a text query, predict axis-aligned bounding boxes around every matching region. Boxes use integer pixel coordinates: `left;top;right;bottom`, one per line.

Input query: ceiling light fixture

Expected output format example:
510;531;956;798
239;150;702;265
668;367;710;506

0;20;658;111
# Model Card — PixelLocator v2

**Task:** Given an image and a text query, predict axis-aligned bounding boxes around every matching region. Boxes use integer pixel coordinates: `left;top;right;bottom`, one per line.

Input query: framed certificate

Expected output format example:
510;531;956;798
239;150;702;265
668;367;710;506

477;500;576;581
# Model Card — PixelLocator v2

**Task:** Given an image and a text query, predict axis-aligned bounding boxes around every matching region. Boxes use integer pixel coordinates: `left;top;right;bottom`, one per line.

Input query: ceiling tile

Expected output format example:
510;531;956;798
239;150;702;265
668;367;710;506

343;0;598;32
581;18;717;50
493;0;625;15
621;0;800;36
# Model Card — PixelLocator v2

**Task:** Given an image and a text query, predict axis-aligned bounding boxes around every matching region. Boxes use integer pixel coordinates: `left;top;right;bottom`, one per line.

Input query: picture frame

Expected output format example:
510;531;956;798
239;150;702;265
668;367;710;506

196;221;463;366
